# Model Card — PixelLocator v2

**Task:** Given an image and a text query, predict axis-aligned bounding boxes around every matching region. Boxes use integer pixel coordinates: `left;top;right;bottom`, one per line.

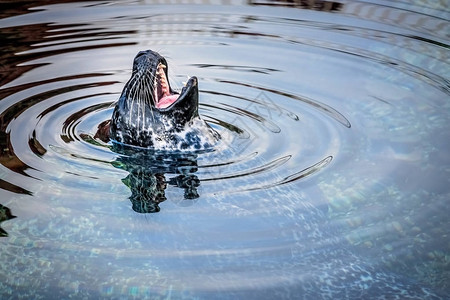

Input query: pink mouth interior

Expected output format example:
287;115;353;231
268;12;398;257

154;63;180;109
156;94;179;109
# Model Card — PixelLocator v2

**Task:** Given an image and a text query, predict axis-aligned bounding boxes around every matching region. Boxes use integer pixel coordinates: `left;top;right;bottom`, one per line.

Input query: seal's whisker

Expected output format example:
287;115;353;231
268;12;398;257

138;79;146;129
146;71;158;106
144;74;154;101
127;79;138;122
127;75;140;101
129;74;144;123
142;74;156;123
141;74;155;122
140;77;151;125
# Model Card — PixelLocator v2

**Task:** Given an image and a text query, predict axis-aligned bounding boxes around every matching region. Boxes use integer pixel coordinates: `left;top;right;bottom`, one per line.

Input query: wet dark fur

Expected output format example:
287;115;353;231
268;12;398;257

109;50;219;150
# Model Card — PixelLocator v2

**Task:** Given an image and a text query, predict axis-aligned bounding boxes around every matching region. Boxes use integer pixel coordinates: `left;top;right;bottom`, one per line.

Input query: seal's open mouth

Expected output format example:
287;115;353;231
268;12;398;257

154;63;178;109
153;63;195;110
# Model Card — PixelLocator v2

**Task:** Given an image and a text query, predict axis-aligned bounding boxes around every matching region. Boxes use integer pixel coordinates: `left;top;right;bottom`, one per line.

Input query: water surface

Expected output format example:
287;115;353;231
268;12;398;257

0;0;449;299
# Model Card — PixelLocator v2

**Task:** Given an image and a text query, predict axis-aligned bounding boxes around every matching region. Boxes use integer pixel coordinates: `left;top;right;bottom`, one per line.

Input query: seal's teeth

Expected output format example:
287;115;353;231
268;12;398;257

155;63;172;101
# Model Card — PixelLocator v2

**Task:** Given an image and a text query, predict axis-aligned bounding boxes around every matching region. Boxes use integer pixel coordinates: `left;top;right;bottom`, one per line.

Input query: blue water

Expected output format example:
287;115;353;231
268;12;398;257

0;1;449;299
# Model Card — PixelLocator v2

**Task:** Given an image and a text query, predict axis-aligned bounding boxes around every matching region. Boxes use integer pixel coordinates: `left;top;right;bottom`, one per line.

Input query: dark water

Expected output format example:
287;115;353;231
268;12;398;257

0;1;449;299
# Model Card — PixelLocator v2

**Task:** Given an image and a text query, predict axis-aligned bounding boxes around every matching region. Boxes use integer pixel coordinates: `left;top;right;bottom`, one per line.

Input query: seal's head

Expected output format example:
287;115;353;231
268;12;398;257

110;50;219;150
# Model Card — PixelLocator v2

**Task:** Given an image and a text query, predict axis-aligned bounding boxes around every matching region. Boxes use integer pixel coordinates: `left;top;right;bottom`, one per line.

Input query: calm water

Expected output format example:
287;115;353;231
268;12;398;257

0;0;449;299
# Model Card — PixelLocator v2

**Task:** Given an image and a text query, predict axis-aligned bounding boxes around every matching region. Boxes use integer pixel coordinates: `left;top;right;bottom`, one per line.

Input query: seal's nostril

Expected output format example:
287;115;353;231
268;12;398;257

134;51;148;61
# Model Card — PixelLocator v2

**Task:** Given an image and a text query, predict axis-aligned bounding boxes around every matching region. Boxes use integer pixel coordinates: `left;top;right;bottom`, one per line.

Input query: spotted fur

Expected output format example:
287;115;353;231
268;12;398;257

110;50;220;151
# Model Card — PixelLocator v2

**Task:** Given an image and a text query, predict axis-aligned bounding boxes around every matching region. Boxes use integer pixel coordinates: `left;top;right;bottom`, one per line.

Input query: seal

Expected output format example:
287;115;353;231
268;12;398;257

109;50;220;151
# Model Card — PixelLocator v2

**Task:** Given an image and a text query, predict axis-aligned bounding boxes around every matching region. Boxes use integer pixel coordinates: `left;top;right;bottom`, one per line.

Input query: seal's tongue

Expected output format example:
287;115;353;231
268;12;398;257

155;63;179;109
157;94;179;109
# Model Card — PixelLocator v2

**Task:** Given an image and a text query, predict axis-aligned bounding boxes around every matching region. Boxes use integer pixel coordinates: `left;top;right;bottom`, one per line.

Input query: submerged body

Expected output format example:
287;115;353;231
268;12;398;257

109;50;219;151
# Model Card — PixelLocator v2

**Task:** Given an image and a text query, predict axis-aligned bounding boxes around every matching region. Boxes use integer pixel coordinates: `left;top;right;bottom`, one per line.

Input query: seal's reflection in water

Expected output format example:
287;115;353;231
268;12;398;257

111;143;200;213
0;204;16;237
